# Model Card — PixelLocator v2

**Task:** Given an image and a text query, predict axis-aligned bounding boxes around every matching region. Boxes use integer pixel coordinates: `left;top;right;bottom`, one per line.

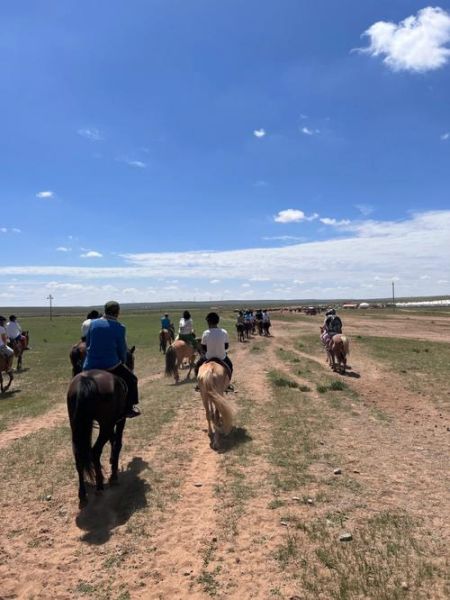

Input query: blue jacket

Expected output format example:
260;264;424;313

83;316;127;370
161;317;171;329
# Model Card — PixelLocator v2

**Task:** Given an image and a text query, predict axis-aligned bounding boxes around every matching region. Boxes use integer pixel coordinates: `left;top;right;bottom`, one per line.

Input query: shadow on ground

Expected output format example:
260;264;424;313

217;426;252;453
76;456;151;545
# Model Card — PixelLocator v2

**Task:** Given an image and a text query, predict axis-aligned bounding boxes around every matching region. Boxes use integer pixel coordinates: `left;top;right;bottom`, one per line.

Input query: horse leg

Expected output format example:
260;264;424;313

76;457;88;507
109;420;126;484
17;352;22;371
91;427;110;493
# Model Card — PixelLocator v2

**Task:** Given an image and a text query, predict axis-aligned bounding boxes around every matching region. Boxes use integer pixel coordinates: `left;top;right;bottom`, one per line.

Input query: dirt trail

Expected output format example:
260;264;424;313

0;404;68;450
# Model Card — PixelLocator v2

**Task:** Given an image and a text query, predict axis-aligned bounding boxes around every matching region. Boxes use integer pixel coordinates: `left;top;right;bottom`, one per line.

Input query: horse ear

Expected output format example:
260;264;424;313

130;345;136;354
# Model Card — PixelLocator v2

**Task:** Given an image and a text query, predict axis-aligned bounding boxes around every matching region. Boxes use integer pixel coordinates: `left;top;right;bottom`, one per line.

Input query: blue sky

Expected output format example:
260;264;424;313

1;1;450;305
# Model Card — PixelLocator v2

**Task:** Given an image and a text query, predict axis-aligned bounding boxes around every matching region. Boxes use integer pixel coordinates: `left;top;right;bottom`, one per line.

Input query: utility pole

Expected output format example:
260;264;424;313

392;281;395;312
47;294;54;321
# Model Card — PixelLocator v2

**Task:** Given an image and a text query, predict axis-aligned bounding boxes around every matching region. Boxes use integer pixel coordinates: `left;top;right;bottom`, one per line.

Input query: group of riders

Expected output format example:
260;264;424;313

0;315;29;374
236;309;271;338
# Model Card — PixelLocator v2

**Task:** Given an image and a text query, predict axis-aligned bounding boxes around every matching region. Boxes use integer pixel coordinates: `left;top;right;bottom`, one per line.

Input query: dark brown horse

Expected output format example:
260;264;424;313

67;347;135;507
9;331;29;371
0;352;14;393
159;329;172;354
70;340;86;376
236;322;245;342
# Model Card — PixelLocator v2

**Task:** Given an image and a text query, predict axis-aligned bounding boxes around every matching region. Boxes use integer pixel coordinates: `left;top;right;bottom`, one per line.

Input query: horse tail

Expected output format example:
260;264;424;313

69;376;97;481
200;368;235;435
341;335;350;356
165;345;177;377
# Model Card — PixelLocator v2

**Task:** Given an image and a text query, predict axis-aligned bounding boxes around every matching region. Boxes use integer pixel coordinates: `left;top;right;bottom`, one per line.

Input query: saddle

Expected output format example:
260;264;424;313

205;358;232;381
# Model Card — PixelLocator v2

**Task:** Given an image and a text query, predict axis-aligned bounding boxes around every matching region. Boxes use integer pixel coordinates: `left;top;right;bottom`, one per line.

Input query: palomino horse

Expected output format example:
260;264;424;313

165;339;199;384
320;327;349;374
197;361;235;451
159;329;172;354
67;348;135;507
9;331;29;371
0;352;14;393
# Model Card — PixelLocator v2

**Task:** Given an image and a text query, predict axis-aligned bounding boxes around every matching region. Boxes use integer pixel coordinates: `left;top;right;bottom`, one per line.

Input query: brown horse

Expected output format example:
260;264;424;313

320;327;350;374
67;348;135;507
159;329;172;354
0;352;14;393
9;331;29;371
198;361;235;450
165;339;199;384
70;340;86;376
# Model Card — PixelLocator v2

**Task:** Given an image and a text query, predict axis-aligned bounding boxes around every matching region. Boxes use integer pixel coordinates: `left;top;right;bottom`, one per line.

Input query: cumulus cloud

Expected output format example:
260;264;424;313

274;209;319;223
253;129;266;138
56;246;71;252
36;190;54;199
77;128;102;141
80;250;103;258
262;235;306;242
441;132;450;140
124;159;146;168
0;227;7;233
320;217;352;226
361;7;450;72
210;279;220;284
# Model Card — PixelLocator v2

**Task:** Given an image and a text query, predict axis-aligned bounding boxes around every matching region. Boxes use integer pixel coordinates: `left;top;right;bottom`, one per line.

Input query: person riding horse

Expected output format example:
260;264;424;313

321;308;343;348
177;310;196;347
195;312;233;380
81;310;101;342
83;301;140;418
0;316;14;372
161;313;175;341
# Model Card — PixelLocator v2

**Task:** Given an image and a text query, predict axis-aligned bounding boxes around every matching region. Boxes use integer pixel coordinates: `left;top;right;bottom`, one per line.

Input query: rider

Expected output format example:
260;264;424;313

81;310;100;341
195;312;233;379
0;316;14;371
161;313;175;340
178;310;196;347
322;308;343;347
83;301;140;418
6;315;27;348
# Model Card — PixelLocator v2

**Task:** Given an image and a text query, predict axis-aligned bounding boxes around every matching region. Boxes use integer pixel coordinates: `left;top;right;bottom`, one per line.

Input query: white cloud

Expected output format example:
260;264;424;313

361;7;450;72
77;128;102;141
274;209;318;224
253;180;268;187
127;160;146;168
263;235;306;242
0;227;7;233
210;279;220;284
2;211;450;304
80;250;103;258
12;228;21;233
253;129;266;138
441;132;450;140
56;246;71;252
241;283;251;288
420;275;431;280
36;191;54;199
320;217;352;226
301;127;320;136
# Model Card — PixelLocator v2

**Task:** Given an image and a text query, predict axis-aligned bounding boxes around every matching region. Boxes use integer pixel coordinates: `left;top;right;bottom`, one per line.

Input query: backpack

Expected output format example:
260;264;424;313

327;315;342;334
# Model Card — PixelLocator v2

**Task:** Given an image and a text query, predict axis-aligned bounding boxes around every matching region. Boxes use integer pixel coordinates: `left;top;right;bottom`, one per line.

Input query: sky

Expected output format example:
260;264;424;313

1;1;450;306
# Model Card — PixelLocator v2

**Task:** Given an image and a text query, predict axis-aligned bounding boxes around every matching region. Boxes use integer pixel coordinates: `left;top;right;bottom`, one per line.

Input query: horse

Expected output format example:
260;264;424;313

320;327;349;374
70;340;86;376
8;331;29;371
0;352;14;393
197;361;235;451
67;347;135;507
256;318;263;336
165;339;199;384
262;320;271;337
244;320;253;339
236;322;245;343
159;329;172;354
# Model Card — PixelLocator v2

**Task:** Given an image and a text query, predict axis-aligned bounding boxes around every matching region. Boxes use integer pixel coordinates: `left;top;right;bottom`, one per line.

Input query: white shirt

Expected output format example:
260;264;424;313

262;312;270;323
81;319;93;338
179;318;193;334
0;325;7;346
6;321;21;339
201;327;229;360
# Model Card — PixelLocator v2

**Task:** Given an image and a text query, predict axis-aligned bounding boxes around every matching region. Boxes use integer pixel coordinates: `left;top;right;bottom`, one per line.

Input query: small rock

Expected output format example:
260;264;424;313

212;537;217;543
183;571;192;576
319;440;325;445
339;533;352;542
280;521;289;527
194;483;203;487
401;581;409;590
307;498;314;505
353;469;360;474
291;496;301;501
333;468;342;475
235;557;241;564
447;427;450;432
45;494;52;501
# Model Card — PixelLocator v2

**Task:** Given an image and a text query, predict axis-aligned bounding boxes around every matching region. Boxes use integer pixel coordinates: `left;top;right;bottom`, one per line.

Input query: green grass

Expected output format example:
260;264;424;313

357;336;450;408
268;371;299;389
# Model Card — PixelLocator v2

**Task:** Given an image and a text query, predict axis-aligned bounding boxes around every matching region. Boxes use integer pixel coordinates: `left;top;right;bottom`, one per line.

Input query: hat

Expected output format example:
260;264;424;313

326;308;336;316
104;300;120;315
